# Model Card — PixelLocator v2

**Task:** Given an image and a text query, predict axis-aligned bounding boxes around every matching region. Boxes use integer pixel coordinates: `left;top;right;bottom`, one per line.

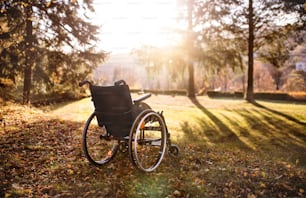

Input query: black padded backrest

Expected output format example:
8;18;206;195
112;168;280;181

90;84;133;112
90;84;133;137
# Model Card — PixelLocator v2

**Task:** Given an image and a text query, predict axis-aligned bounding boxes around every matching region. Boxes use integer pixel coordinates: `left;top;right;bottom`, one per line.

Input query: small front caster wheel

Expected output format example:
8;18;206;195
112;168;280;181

168;144;180;156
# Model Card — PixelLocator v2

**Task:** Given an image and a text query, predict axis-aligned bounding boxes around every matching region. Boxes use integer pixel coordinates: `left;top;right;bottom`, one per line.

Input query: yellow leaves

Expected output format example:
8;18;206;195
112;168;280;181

20;2;29;8
193;176;205;187
66;164;76;175
299;188;305;197
67;169;74;175
46;0;77;7
247;193;257;198
0;8;6;13
1;103;306;197
259;182;266;188
0;21;9;33
45;0;57;8
46;1;51;8
0;77;14;87
261;171;266;178
4;193;11;198
173;190;182;197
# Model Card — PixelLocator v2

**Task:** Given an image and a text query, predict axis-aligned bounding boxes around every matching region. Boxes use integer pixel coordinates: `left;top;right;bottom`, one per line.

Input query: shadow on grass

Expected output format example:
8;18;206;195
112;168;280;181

251;101;306;126
2;102;306;197
184;97;306;165
185;97;251;150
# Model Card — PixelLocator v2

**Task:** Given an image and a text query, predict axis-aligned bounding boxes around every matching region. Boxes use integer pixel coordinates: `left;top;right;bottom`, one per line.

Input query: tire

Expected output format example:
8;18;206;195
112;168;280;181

128;110;167;172
82;113;118;166
168;144;180;156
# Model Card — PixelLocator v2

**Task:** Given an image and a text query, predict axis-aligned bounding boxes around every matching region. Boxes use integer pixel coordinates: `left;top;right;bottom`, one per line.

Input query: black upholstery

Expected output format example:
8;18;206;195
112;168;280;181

90;84;133;137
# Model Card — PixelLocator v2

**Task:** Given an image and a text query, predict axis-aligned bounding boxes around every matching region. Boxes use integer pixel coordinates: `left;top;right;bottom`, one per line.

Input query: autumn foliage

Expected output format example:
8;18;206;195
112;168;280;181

1;97;305;197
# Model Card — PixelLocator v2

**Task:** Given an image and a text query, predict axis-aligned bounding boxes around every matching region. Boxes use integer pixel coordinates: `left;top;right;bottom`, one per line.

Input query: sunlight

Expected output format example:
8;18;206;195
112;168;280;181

91;0;179;52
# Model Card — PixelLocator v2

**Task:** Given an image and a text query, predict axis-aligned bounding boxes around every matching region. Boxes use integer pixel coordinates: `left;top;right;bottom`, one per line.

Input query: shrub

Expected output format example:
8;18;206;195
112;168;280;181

253;92;288;100
131;89;187;96
207;91;306;102
207;91;243;98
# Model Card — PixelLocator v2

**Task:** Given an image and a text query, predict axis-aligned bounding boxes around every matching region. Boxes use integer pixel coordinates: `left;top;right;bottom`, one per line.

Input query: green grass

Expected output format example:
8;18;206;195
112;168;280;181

46;95;306;165
1;96;305;197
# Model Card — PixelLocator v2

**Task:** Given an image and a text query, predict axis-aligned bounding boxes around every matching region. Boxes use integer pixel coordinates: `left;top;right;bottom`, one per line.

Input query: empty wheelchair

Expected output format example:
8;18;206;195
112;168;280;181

79;80;179;172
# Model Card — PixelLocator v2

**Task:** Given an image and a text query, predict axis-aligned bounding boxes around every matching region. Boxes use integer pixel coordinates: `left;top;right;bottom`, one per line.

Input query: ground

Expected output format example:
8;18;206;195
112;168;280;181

0;95;305;197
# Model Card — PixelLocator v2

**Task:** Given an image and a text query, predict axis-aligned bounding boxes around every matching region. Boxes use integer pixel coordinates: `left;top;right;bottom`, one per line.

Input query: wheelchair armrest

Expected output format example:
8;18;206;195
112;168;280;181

133;93;151;103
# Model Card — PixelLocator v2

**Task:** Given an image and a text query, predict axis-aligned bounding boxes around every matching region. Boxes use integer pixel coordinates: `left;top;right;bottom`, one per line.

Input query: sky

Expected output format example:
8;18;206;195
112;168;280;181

90;0;181;53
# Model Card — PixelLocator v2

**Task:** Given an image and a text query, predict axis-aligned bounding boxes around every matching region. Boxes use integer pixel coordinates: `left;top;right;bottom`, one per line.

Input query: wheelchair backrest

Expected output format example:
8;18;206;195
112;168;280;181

90;83;133;137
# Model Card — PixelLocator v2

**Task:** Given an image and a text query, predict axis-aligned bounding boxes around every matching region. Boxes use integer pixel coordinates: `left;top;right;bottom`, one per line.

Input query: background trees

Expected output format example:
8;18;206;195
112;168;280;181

192;0;305;100
1;0;305;104
0;0;106;104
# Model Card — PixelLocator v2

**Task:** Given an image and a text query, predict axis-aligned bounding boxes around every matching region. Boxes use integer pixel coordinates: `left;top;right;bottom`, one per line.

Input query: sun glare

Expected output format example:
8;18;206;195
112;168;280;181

92;0;178;53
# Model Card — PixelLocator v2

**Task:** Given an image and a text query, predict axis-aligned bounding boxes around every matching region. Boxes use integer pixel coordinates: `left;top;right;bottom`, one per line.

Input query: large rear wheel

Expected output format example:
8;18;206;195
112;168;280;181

128;110;167;172
82;113;118;165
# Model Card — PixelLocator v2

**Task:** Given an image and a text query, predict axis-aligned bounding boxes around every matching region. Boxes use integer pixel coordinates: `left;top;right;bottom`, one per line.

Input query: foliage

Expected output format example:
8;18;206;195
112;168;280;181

0;97;305;197
0;0;107;104
256;26;305;90
0;77;15;103
284;70;306;92
132;45;188;90
192;0;305;100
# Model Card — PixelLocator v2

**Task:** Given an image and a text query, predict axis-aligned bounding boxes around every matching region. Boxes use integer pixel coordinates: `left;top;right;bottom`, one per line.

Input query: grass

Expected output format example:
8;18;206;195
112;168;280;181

49;95;306;159
1;95;305;197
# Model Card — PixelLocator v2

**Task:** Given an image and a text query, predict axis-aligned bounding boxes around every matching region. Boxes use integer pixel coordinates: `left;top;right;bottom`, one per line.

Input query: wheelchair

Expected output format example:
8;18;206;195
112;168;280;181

79;80;179;172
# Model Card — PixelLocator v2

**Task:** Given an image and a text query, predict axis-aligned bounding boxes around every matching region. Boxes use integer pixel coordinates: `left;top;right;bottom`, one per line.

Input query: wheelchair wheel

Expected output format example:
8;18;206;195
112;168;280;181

128;110;167;172
132;102;151;119
168;144;180;156
82;113;118;166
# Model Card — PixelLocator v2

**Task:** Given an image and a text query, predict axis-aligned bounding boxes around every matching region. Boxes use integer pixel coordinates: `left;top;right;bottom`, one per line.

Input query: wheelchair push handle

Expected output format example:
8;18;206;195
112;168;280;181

79;80;93;87
114;80;126;86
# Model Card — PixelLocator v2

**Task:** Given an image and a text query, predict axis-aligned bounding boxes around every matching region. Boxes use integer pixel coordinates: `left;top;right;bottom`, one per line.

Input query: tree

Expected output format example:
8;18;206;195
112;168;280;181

0;0;106;104
187;0;195;98
131;45;165;89
193;0;304;101
245;0;254;101
257;29;291;90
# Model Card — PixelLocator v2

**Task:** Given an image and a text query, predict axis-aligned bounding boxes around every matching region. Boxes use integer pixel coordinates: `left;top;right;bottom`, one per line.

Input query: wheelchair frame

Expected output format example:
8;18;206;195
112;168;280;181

79;80;179;172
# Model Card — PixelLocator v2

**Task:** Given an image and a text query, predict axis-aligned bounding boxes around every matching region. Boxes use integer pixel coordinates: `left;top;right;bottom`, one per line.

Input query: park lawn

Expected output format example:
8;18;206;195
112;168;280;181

0;95;305;197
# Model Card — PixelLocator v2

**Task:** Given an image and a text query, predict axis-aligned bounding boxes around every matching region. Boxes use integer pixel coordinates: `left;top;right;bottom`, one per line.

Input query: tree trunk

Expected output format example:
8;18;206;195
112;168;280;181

187;0;195;98
23;6;33;105
188;62;195;97
245;0;254;102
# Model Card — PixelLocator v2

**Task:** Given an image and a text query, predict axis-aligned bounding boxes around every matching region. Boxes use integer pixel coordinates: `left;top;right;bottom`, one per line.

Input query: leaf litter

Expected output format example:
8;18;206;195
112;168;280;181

0;103;305;197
